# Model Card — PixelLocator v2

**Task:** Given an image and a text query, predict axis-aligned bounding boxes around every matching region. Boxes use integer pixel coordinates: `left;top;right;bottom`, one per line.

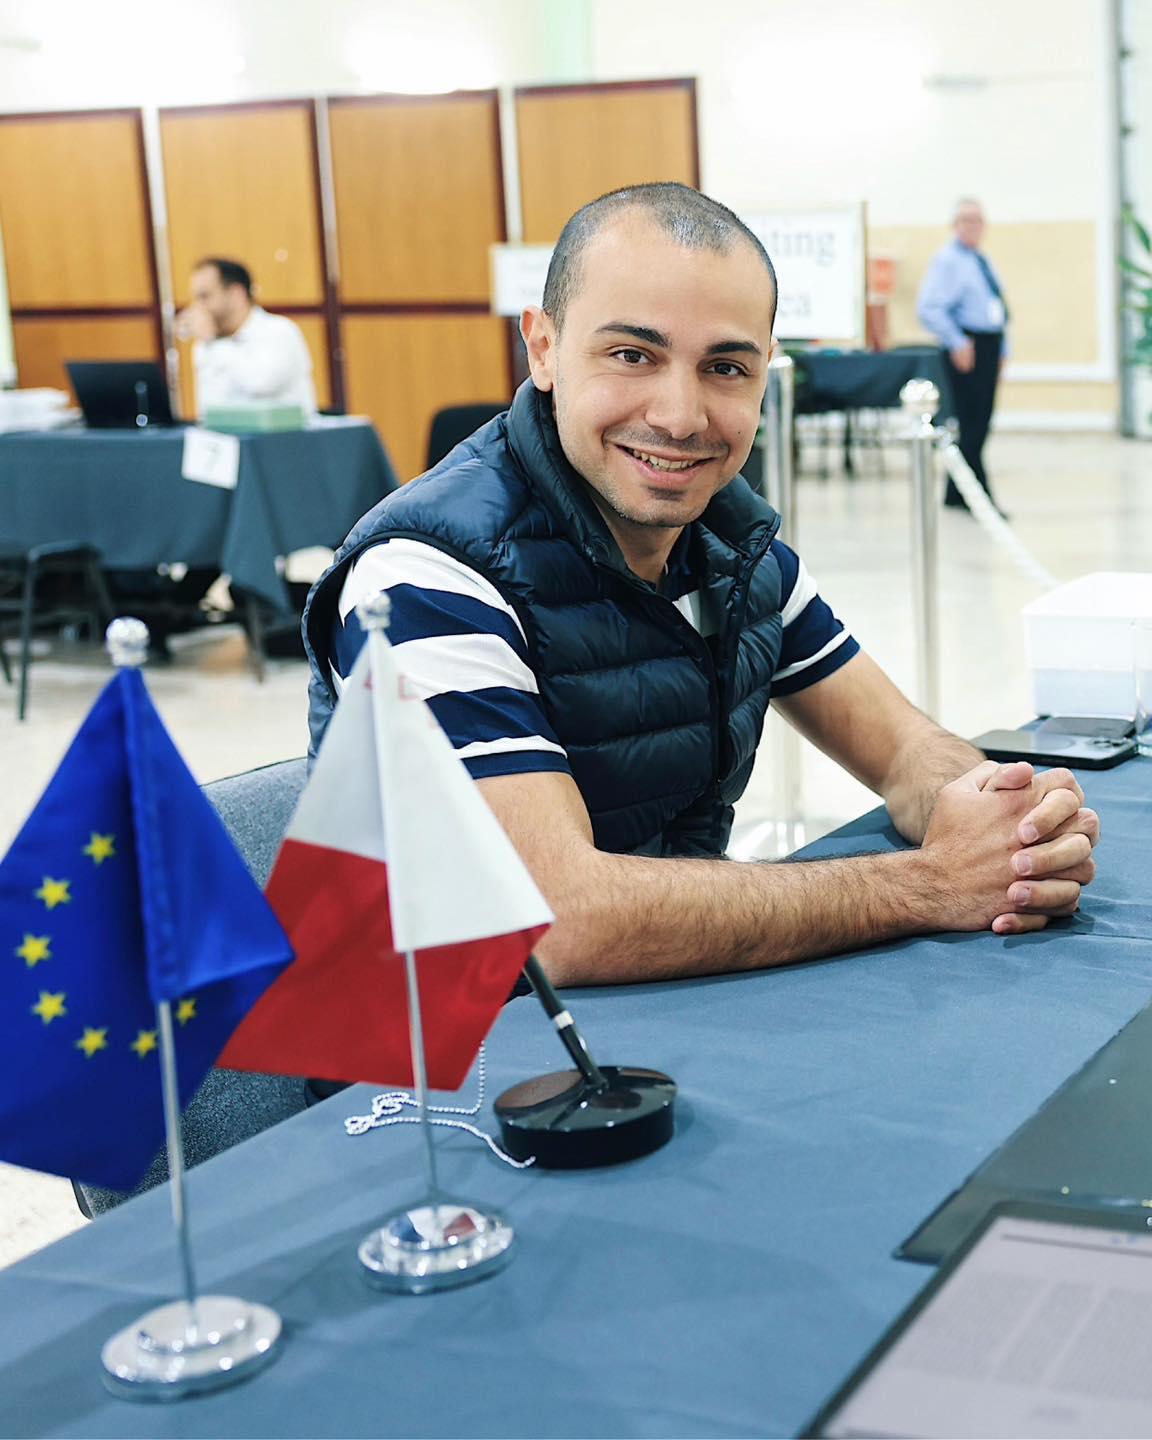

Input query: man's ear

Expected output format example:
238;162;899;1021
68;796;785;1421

520;306;556;392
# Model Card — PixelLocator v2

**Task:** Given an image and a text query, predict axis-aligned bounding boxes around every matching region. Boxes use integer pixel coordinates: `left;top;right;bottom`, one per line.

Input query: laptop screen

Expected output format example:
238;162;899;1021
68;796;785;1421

66;361;177;429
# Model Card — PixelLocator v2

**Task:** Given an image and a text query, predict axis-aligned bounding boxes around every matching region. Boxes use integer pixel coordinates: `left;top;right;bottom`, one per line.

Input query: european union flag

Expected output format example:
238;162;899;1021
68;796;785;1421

0;669;292;1190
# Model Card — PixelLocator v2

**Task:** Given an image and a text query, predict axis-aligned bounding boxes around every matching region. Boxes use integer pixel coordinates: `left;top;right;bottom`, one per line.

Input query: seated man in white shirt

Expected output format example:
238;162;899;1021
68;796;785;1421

131;258;317;655
175;257;317;417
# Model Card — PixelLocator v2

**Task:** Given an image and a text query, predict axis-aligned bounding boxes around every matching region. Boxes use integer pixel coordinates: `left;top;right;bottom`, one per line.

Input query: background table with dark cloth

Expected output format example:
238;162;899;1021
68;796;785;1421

791;347;947;414
743;348;948;490
0;420;397;616
1;759;1149;1439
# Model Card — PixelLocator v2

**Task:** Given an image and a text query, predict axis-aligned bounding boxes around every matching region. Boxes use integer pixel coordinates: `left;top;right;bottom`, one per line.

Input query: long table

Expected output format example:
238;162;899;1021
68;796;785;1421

792;348;948;415
0;420;397;615
1;760;1150;1438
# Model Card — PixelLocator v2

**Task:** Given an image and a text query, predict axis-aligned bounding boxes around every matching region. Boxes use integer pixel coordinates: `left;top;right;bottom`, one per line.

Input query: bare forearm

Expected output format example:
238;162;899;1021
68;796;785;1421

538;845;937;986
776;654;982;844
881;724;983;843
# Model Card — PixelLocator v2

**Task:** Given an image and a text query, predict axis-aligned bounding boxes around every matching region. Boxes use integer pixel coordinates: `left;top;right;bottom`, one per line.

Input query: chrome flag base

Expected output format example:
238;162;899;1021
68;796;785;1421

101;1296;282;1400
358;1199;515;1293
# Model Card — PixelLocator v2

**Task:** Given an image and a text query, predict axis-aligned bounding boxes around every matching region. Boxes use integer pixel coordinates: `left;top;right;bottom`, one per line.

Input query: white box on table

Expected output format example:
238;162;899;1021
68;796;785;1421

1023;572;1152;719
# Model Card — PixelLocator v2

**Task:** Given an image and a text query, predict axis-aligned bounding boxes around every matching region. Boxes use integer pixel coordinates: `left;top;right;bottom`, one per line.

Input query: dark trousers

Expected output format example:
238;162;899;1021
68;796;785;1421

942;329;1003;506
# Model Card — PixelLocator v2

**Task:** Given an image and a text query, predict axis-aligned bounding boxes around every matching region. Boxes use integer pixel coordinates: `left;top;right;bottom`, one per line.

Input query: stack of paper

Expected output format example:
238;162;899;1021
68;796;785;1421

0;388;78;433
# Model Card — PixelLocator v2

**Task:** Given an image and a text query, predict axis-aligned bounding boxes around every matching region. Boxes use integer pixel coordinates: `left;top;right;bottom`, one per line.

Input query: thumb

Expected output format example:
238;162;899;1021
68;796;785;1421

981;760;1034;792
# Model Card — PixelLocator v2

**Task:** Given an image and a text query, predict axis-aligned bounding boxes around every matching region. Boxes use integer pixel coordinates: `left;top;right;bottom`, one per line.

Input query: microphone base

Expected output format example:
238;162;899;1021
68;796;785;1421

495;1065;676;1168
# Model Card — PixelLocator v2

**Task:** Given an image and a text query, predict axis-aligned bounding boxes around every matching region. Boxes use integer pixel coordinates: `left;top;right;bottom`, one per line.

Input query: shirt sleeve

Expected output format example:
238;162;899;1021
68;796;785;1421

916;251;967;352
332;539;572;783
769;541;859;698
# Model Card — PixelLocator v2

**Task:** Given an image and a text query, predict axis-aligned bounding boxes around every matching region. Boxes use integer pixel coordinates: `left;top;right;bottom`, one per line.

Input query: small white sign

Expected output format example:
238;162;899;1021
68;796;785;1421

490;244;554;316
742;207;865;342
182;428;240;490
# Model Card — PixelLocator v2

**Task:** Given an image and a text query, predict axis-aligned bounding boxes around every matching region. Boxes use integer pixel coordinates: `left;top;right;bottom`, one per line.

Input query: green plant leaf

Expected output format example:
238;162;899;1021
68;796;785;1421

1124;208;1152;255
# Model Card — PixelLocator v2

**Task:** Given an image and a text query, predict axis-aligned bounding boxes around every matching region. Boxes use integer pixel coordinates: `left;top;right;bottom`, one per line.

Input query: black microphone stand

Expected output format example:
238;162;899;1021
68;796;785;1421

494;955;677;1168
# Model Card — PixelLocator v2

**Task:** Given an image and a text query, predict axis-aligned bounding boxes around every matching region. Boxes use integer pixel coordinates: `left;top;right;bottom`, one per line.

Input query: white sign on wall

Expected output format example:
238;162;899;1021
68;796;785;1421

742;207;865;342
490;208;865;343
490;244;553;316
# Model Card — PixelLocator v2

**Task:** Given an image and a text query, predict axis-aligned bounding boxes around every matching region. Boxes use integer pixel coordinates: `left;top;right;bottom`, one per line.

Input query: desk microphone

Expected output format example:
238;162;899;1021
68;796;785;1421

494;955;676;1168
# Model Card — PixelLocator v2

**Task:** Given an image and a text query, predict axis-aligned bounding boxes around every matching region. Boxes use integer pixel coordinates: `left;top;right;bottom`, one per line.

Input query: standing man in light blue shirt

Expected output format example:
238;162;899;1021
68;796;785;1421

917;199;1009;515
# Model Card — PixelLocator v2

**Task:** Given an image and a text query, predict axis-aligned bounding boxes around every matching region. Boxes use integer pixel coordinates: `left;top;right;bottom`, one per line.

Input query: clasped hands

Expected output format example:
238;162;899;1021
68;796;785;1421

923;760;1099;935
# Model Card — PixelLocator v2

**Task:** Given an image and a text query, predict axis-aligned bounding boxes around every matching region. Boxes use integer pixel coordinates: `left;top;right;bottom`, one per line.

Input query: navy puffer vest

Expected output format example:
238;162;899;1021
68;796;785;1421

304;382;784;857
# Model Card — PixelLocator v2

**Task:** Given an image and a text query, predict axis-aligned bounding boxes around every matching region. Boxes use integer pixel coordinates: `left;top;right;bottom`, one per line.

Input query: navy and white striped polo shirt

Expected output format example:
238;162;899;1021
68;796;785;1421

332;537;859;783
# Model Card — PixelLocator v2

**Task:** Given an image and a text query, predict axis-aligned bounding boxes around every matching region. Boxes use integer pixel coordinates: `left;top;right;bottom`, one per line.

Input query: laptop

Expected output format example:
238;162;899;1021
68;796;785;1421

805;1200;1152;1438
67;361;179;429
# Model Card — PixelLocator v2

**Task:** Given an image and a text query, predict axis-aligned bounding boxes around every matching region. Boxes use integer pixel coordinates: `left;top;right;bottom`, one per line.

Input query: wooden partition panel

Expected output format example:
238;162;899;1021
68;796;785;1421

174;312;332;421
13;316;159;399
160;102;325;307
0;112;156;307
329;91;508;473
329;93;505;303
342;315;510;481
516;80;699;243
0;110;159;389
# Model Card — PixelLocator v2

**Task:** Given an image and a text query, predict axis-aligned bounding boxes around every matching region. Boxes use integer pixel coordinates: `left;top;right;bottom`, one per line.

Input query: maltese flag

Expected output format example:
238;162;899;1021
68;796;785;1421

221;628;553;1090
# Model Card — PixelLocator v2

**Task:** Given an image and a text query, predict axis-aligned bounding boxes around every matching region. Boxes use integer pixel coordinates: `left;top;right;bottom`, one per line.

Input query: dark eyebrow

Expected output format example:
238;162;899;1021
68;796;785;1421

595;323;762;360
595;323;670;347
706;340;763;358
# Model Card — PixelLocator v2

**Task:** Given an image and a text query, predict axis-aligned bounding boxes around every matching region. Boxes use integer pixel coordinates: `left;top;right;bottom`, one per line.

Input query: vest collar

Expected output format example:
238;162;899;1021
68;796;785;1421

505;380;780;577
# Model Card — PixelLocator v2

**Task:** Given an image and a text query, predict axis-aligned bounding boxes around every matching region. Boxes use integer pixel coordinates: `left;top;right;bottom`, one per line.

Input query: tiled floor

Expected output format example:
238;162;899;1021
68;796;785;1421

1;428;1148;1267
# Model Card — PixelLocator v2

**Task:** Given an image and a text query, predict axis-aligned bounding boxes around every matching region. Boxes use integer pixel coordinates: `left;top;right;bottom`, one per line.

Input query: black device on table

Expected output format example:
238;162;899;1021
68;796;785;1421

973;715;1138;769
805;1200;1152;1438
66;361;178;429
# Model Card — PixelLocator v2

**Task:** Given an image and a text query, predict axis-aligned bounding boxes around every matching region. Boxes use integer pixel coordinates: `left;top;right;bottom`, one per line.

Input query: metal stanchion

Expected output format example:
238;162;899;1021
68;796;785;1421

899;379;942;719
765;355;803;855
763;354;796;548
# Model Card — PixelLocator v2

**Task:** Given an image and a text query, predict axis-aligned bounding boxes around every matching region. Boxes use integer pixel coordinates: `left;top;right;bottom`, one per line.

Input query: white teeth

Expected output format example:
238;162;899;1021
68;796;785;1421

631;450;699;472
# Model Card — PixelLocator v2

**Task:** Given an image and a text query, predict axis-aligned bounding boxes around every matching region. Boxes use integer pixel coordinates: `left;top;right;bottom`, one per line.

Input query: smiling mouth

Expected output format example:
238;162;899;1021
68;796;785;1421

618;445;714;474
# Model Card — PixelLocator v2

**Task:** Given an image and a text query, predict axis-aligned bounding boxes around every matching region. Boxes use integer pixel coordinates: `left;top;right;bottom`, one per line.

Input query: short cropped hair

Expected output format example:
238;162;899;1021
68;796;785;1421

542;182;777;331
195;257;254;296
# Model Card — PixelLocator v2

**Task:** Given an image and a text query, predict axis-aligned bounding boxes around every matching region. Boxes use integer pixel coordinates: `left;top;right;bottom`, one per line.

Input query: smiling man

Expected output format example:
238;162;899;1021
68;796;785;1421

302;183;1098;984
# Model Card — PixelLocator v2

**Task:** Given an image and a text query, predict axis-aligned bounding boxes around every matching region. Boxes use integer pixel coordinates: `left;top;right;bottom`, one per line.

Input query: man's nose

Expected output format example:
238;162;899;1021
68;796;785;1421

643;367;709;443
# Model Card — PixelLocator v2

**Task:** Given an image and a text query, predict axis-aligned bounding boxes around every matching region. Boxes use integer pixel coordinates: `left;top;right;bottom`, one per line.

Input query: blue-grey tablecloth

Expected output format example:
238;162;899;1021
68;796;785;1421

0;420;397;615
0;760;1148;1438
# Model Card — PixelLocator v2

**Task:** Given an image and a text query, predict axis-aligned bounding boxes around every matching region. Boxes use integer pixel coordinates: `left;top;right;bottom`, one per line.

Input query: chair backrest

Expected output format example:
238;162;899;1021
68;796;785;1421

76;756;313;1218
203;757;308;885
425;403;507;472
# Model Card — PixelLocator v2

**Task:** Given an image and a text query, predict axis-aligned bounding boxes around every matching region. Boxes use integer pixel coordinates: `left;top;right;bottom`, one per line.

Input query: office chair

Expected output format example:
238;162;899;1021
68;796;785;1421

74;758;312;1218
0;542;114;721
425;403;508;472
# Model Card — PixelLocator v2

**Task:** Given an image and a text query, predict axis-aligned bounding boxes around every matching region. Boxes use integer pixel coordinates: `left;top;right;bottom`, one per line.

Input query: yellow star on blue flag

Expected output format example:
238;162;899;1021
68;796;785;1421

0;668;292;1190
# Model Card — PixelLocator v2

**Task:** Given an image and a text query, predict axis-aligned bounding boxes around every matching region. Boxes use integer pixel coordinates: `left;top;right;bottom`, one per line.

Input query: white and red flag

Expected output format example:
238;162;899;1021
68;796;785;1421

220;631;553;1090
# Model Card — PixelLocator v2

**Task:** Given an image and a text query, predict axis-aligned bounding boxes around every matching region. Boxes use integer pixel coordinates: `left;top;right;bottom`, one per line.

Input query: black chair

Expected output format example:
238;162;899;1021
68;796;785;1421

0;542;114;721
425;403;508;472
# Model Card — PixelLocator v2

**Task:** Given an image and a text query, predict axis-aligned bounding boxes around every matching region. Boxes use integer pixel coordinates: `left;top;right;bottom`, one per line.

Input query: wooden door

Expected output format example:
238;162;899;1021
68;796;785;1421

160;100;333;416
516;80;699;243
329;92;510;479
0;110;160;396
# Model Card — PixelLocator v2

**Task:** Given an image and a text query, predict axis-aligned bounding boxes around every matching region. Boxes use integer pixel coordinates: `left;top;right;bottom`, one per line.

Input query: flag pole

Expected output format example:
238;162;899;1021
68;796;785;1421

355;594;517;1294
402;949;441;1202
156;998;199;1337
99;619;283;1401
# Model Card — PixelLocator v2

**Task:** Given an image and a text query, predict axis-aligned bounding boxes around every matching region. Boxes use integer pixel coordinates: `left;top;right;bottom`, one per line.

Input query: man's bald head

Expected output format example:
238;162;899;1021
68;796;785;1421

542;182;778;333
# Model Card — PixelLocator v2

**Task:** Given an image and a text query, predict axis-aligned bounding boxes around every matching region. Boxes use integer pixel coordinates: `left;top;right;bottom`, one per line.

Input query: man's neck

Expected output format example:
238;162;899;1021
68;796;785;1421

594;502;681;585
